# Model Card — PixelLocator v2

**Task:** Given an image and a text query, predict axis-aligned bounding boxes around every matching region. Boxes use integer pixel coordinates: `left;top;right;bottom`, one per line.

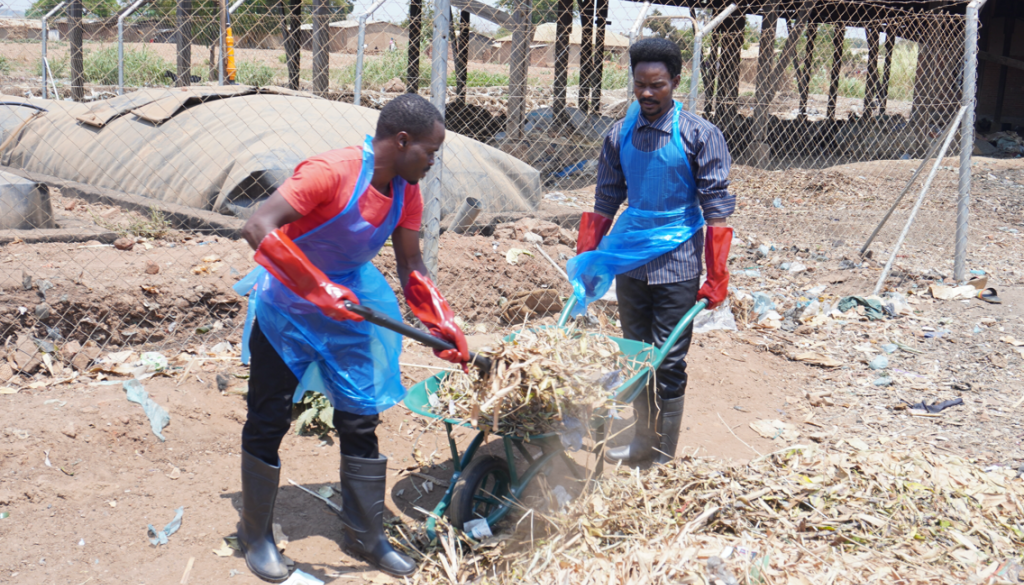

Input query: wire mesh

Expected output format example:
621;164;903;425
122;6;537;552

0;0;982;386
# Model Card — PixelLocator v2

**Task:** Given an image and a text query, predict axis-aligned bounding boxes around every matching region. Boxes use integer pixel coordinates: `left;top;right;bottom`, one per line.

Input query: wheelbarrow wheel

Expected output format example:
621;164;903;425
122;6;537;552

448;455;514;532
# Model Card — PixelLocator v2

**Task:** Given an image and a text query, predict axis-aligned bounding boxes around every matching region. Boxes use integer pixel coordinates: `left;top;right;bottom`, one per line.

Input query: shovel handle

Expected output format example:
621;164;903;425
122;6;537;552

343;301;492;374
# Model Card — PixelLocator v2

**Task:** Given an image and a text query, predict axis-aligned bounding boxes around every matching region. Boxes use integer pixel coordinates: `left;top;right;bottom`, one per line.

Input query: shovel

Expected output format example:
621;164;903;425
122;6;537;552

343;301;492;374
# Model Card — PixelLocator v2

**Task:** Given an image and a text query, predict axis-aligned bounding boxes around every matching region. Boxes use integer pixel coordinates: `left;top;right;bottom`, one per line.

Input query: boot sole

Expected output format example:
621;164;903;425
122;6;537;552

342;539;416;578
240;543;291;583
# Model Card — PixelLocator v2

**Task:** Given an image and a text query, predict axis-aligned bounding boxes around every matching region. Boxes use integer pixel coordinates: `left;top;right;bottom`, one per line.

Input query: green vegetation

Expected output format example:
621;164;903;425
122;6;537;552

293;392;334;436
498;0;576;25
0;55;11;77
83;45;172;86
236;60;276;87
334;47;410;90
35;52;69;79
449;69;509;87
93;207;173;239
568;64;633;90
27;0;119;18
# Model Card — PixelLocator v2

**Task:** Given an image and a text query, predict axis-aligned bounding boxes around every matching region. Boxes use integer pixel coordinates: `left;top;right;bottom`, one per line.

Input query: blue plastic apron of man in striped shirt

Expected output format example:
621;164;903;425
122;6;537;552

567;100;705;313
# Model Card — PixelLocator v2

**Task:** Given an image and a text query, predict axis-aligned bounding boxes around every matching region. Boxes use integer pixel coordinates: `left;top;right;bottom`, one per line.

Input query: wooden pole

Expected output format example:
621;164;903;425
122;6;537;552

69;0;83;101
284;0;301;90
864;26;879;116
751;11;778;165
175;0;192;86
716;13;744;125
879;28;894;116
578;0;594;114
797;23;818;119
311;0;329;96
590;0;607;113
992;13;1015;128
827;23;844;121
455;10;470;102
553;0;572;126
407;0;422;92
506;0;531;139
706;28;721;117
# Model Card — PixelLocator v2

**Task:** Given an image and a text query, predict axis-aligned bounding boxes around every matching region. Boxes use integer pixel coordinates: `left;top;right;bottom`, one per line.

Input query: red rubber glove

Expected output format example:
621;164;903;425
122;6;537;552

576;212;613;254
254;229;363;322
696;225;733;309
404;271;470;366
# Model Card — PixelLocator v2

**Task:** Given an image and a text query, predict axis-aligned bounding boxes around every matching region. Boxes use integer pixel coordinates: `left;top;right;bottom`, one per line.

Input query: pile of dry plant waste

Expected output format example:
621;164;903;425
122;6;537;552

432;327;641;436
395;443;1024;584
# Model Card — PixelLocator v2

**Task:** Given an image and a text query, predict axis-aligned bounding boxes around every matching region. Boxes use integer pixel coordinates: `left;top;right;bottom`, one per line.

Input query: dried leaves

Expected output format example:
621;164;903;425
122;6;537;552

433;327;642;436
402;445;1024;584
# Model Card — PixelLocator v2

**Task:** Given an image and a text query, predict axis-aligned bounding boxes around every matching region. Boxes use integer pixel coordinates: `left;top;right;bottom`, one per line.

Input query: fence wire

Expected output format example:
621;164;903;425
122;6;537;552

0;0;984;386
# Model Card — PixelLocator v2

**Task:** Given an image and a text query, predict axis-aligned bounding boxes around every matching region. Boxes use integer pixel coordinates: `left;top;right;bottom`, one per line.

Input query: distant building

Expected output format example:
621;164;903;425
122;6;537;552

299;20;408;54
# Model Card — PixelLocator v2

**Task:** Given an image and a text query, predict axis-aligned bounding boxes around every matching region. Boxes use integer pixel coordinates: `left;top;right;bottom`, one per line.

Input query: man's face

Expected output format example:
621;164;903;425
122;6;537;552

633;62;680;121
395;121;445;185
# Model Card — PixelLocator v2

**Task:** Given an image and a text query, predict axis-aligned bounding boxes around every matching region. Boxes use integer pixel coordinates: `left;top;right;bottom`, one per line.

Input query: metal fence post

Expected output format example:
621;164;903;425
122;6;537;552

68;0;83;101
689;3;737;113
354;0;388;107
625;1;652;105
955;0;984;282
118;0;150;95
422;0;451;280
41;2;66;99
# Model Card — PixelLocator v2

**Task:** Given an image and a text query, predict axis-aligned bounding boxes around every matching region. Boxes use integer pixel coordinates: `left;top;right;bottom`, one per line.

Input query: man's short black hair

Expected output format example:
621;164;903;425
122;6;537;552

629;37;683;79
376;93;444;139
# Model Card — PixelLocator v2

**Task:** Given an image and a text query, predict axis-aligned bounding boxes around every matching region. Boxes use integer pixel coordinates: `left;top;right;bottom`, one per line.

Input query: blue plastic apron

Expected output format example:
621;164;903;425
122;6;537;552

566;100;705;314
233;136;407;415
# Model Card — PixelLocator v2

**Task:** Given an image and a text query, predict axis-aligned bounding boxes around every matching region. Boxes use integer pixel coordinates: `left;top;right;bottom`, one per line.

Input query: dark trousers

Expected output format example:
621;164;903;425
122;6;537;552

242;319;381;466
615;274;699;400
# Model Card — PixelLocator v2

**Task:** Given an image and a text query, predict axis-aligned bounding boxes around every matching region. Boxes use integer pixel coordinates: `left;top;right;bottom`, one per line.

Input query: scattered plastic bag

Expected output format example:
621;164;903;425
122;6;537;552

124;379;170;442
838;296;885;321
551;485;573;512
694;301;738;333
281;569;325;585
139;352;168;373
147;506;183;546
464;518;493;539
559;417;583;452
881;292;912;317
752;292;775;316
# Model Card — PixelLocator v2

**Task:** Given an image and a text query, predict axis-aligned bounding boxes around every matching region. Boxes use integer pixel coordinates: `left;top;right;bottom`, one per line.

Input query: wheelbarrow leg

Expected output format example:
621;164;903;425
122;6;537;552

591;417;608;478
426;424;487;541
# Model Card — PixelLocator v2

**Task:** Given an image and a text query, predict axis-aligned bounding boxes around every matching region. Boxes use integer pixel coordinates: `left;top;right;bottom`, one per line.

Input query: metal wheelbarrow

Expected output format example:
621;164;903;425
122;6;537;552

399;295;708;540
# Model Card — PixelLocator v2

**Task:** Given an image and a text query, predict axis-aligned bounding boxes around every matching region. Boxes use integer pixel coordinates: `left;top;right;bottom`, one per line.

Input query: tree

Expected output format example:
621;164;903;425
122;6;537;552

645;10;695;61
27;0;120;19
496;0;575;25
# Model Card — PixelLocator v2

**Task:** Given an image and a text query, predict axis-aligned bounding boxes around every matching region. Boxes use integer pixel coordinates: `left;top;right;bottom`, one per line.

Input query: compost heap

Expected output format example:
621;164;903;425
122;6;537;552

432;327;644;436
398;444;1024;585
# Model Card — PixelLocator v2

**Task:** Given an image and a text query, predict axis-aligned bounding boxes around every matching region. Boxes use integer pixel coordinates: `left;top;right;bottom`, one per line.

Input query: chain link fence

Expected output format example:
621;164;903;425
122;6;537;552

1;0;980;385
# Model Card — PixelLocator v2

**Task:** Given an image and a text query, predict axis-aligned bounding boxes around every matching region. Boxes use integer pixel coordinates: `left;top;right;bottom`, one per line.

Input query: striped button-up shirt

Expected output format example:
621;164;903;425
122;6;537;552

595;104;736;284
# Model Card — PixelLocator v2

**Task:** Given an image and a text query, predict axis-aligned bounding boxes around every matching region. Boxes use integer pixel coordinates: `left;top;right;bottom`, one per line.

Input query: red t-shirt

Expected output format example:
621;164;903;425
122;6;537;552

277;146;423;240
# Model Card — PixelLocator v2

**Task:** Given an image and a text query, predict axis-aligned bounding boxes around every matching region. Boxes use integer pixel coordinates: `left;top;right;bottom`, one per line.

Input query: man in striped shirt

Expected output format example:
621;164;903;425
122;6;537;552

578;37;734;467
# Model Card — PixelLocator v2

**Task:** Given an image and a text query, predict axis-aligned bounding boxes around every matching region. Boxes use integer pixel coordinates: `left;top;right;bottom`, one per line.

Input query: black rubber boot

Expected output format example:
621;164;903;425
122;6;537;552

653;395;685;465
339;454;416;577
240;450;290;582
604;384;658;465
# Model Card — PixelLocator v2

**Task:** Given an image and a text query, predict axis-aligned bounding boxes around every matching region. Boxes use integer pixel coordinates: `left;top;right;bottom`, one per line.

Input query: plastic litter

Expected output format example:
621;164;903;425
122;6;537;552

559;417;584;452
881;344;898;354
464;518;493;540
694;301;738;333
123;379;171;442
880;292;912;317
838;296;885;321
873;376;893;386
732;268;761;277
772;198;783;208
905;397;964;413
551;485;573;512
281;569;325;585
146;506;183;546
752;292;775;316
869;355;889;370
139;352;168;373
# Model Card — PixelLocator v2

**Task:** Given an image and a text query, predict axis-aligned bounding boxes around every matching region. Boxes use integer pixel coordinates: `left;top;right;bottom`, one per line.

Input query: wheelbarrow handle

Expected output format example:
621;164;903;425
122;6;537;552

343;301;492;374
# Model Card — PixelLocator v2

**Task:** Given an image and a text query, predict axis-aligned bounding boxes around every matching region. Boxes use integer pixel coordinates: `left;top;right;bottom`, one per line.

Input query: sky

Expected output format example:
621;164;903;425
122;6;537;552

2;0;867;41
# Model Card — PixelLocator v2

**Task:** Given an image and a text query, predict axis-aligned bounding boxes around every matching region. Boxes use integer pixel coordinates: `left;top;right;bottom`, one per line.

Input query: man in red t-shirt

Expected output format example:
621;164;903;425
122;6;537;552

235;94;466;580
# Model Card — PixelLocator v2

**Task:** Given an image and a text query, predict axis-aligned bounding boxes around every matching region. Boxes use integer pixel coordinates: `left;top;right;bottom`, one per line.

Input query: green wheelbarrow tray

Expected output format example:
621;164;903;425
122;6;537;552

403;295;707;540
